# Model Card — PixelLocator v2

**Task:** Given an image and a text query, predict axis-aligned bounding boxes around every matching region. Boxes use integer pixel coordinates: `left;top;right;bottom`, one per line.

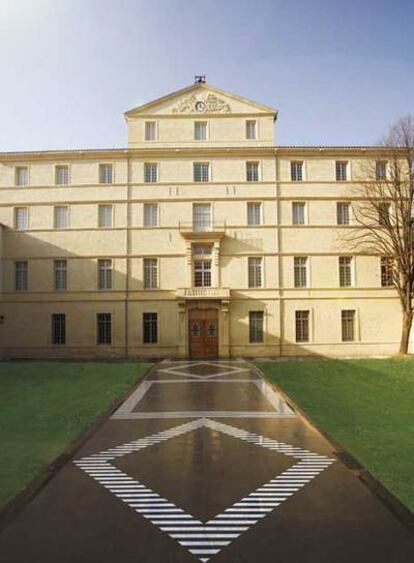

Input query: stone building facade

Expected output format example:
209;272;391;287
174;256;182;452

0;81;404;358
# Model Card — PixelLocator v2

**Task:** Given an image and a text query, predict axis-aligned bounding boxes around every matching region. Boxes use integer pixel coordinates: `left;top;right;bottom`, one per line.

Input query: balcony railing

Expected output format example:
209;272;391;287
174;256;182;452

178;221;226;234
176;287;230;300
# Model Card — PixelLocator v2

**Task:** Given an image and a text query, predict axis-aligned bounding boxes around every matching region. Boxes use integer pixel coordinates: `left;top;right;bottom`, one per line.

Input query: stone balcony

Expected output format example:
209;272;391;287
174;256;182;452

176;287;231;300
178;221;226;240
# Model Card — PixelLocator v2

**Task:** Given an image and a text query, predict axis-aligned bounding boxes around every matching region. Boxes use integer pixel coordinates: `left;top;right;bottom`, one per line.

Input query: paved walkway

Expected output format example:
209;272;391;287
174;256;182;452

0;360;413;562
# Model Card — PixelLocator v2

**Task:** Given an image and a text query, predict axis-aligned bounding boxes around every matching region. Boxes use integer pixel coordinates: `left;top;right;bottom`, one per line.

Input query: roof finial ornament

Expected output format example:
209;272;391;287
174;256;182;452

194;75;206;84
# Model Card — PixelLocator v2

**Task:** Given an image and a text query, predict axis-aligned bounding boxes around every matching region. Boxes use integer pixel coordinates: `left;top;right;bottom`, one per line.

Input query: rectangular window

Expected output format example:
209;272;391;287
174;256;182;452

54;259;67;291
246;120;257;140
99;163;113;184
339;256;353;287
54;206;69;229
143;258;158;289
248;257;263;288
246;161;259;182
291;161;303;182
145;121;156;141
193;162;209;182
14;261;28;291
97;313;112;344
378;202;391;226
98;204;113;228
247;202;262;225
292;202;306;225
194;260;211;287
337;202;350;225
143;312;158;344
14;207;28;230
143;203;158;227
55;165;69;185
294;257;308;288
341;310;355;342
194;121;207;140
98;259;112;290
193;203;211;231
144;162;158;183
15;166;28;186
376;160;387;181
295;310;310;343
52;313;66;345
336;161;348;181
381;257;394;287
192;245;212;256
249;311;264;343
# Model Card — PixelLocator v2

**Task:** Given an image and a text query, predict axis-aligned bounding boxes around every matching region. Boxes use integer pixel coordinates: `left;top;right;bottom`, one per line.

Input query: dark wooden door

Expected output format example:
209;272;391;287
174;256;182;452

189;309;218;358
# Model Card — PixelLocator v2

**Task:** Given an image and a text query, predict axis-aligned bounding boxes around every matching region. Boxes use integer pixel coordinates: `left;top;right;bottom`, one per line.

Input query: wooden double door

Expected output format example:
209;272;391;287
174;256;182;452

188;308;219;358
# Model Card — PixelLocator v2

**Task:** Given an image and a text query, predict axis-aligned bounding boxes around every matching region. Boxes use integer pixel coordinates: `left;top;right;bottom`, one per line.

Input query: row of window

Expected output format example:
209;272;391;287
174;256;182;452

11;200;391;231
10;158;388;187
143;119;259;142
51;312;157;345
11;255;394;291
50;309;357;346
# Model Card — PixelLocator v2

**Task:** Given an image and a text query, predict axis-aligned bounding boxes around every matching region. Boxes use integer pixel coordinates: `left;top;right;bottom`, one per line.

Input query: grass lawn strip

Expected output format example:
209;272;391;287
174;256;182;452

0;362;151;508
255;359;414;512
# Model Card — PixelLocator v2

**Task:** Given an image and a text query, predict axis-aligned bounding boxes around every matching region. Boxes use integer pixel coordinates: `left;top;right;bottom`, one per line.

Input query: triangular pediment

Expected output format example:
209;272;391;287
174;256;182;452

125;83;277;118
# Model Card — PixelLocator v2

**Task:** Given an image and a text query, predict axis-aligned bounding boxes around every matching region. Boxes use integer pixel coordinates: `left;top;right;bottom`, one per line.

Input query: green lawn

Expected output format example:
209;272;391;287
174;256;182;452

0;362;151;509
255;359;414;511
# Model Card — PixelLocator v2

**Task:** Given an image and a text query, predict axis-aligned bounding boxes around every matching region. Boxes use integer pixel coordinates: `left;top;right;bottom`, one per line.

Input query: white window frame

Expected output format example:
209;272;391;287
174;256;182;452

143;203;159;227
248;256;263;288
335;160;349;182
336;202;351;225
246;161;260;182
292;201;307;225
339;256;354;287
15;166;29;187
98;204;114;228
290;161;304;182
143;257;159;289
144;121;157;142
376;160;388;181
245;119;257;140
144;162;158;183
193;162;210;183
99;163;114;184
53;205;69;230
293;256;309;288
247;202;262;226
97;258;113;290
194;120;208;141
55;164;70;186
193;203;212;231
14;207;28;230
295;309;311;343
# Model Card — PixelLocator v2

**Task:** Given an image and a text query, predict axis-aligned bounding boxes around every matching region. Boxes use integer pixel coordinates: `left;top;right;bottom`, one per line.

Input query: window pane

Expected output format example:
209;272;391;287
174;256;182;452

145;121;156;141
97;313;112;344
339;257;353;287
376;160;387;180
295;310;309;342
144;258;158;289
194;121;207;140
247;202;262;225
337;202;350;225
291;161;303;182
248;257;262;288
336;161;348;181
194;260;211;287
249;311;264;343
193;163;209;182
55;166;69;185
52;313;66;345
246;120;257;140
54;206;68;229
54;259;67;290
193;204;211;231
292;202;306;225
14;207;28;230
99;164;113;184
144;163;158;183
381;257;394;287
143;312;158;343
143;203;158;227
341;310;355;341
98;205;113;228
98;259;112;289
14;261;28;291
15;167;28;186
294;257;308;288
246;162;259;182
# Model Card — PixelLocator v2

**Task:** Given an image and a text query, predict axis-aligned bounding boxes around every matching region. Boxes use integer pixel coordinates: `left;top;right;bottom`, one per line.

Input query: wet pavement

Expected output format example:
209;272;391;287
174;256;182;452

0;360;413;562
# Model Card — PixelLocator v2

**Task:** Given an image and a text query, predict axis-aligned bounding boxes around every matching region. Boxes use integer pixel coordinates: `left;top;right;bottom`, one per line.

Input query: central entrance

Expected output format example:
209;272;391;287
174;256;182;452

188;308;219;358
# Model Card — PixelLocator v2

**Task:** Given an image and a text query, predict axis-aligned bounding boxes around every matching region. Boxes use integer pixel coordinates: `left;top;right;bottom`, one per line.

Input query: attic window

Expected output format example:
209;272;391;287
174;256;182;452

145;121;157;141
246;120;257;140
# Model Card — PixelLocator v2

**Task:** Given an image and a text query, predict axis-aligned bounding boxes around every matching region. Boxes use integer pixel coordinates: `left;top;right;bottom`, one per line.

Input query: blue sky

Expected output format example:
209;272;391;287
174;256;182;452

0;0;413;150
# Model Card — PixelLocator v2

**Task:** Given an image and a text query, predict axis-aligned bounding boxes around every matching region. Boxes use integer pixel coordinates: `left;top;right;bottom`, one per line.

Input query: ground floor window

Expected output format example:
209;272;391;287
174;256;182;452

51;313;66;345
341;310;355;342
249;311;264;343
97;313;112;344
295;310;309;342
143;312;158;344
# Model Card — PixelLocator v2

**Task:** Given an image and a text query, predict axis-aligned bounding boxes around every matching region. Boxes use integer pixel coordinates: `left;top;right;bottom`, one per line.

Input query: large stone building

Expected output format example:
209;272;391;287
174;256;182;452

0;80;404;358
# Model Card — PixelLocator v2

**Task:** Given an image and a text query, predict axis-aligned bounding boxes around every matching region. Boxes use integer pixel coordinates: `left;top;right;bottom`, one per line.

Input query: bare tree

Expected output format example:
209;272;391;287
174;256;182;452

348;115;414;354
